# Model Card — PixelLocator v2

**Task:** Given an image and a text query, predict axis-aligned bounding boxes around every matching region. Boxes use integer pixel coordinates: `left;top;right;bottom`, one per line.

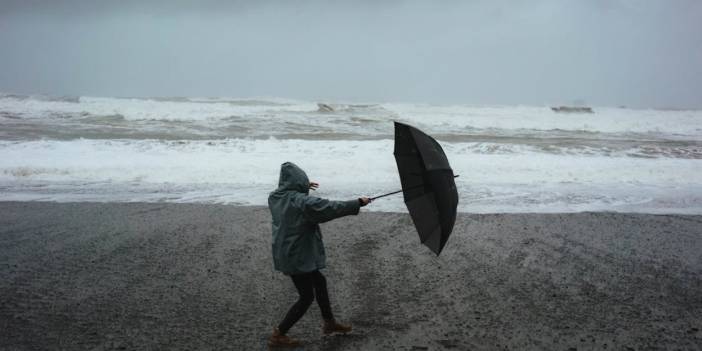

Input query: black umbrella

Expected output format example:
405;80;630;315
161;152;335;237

371;122;459;255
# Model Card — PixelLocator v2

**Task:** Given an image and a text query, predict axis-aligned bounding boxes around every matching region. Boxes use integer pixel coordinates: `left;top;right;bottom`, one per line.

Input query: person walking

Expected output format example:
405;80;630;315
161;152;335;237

267;162;371;348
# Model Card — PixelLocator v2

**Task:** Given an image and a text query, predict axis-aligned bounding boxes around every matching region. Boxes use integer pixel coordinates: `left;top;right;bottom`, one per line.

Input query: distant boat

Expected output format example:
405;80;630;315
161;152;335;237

551;106;594;113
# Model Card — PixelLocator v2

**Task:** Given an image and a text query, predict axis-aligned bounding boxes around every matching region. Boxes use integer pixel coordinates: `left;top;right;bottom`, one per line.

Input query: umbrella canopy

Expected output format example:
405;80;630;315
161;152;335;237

393;122;458;255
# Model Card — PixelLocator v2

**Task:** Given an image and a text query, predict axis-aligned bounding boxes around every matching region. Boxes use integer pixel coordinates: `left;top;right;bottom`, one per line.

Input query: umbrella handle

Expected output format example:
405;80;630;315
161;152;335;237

370;175;459;201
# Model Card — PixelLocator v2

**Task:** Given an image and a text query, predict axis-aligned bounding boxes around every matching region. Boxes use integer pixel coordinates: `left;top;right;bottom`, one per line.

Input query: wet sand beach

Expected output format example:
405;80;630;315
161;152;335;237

1;202;701;350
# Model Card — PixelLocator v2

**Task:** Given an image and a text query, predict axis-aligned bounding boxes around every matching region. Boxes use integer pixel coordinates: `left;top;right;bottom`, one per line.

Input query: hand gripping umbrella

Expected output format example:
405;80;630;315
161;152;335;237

371;122;459;255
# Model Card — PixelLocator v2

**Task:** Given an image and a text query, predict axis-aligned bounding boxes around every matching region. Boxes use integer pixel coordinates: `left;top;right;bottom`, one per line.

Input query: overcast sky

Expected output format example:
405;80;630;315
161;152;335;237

0;0;700;108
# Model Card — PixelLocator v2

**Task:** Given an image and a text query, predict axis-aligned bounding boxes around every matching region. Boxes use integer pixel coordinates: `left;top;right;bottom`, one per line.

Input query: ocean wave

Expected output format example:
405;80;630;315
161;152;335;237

1;138;700;183
2;95;701;139
1;138;700;213
3;167;71;177
0;95;318;121
0;93;80;103
2;94;701;213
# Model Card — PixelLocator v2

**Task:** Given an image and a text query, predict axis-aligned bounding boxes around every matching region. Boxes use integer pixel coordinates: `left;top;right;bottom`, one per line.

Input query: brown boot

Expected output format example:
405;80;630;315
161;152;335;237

268;328;302;348
323;319;352;335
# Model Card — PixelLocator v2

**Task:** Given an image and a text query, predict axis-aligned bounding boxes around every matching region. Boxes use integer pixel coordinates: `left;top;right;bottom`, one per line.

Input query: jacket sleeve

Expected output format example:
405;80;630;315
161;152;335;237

292;194;361;224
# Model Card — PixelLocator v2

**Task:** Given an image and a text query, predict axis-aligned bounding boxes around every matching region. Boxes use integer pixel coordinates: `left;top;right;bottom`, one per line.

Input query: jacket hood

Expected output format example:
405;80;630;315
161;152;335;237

276;162;310;194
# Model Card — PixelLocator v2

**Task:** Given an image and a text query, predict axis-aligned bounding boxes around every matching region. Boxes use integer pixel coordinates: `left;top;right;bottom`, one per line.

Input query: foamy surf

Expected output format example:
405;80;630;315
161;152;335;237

1;137;701;213
2;94;702;213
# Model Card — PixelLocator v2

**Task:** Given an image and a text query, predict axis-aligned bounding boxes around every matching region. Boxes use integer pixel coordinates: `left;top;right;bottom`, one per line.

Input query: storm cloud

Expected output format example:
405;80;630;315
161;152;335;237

1;0;700;108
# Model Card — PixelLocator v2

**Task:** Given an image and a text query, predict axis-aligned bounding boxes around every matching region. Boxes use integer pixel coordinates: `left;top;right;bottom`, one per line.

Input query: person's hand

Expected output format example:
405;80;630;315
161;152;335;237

309;182;319;191
358;197;371;207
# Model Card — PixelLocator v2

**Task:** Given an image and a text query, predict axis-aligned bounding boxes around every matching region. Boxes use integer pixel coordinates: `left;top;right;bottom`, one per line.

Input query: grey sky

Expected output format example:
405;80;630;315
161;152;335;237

1;0;700;108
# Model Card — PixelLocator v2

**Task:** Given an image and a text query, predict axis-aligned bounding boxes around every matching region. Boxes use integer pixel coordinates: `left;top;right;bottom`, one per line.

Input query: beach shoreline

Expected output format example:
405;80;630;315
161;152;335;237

1;201;701;350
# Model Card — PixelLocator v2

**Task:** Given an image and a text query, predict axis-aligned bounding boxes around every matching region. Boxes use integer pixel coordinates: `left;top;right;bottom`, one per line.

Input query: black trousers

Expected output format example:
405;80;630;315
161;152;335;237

278;270;334;334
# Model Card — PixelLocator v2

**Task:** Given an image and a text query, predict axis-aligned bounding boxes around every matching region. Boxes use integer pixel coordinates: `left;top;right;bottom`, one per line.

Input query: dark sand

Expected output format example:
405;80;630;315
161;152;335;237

1;202;701;350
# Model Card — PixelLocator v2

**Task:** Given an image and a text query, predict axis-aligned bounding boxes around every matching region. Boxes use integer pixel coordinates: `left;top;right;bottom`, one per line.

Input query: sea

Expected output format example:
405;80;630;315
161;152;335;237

1;93;701;214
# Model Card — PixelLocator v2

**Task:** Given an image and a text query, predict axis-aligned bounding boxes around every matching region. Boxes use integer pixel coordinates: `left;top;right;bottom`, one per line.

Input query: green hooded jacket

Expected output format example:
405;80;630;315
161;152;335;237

268;162;361;275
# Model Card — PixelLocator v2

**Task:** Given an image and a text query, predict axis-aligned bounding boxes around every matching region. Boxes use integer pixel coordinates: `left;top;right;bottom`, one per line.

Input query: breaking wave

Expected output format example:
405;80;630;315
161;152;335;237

1;93;701;213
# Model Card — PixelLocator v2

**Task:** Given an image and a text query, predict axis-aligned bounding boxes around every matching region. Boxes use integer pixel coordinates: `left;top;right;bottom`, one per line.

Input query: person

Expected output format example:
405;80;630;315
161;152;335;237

267;162;371;348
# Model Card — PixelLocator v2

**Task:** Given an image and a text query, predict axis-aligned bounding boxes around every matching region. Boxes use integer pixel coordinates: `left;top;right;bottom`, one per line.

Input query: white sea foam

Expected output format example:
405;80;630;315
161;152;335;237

1;138;701;213
387;104;702;138
0;95;317;121
2;95;702;138
2;94;701;213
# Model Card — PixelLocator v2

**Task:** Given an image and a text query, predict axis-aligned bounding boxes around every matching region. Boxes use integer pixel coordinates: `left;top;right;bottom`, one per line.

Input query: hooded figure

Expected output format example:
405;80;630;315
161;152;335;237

269;162;363;274
267;162;370;347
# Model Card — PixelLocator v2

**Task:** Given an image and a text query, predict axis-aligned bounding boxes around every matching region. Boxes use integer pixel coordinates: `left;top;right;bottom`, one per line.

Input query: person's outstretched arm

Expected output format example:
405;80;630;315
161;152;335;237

292;194;370;224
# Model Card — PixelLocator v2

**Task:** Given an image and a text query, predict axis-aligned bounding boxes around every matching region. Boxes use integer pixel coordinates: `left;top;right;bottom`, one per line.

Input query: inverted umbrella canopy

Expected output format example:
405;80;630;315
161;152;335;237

392;122;458;255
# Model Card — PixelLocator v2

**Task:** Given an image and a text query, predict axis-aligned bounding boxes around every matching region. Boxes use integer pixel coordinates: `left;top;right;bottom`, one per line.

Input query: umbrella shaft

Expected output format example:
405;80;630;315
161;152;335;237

370;175;459;201
369;189;405;201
